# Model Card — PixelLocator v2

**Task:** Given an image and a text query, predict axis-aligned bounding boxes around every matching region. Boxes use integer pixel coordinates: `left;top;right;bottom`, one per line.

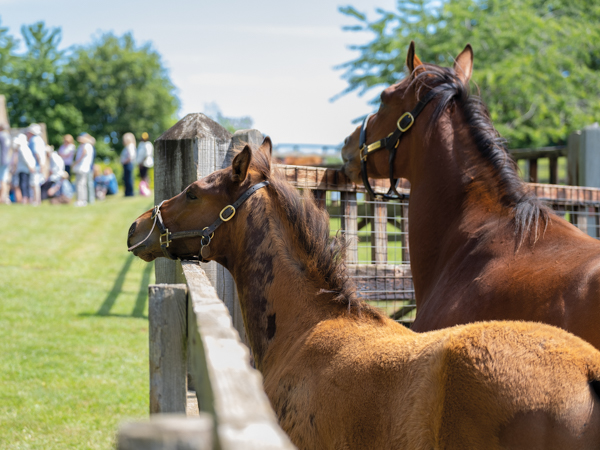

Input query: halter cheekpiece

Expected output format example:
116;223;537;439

128;180;270;263
359;86;441;200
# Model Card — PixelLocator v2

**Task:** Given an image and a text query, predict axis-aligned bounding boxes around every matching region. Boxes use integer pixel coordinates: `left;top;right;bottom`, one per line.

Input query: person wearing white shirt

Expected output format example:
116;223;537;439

0;123;11;204
14;134;36;204
26;123;47;206
136;132;154;196
57;134;76;180
72;133;94;206
121;132;136;197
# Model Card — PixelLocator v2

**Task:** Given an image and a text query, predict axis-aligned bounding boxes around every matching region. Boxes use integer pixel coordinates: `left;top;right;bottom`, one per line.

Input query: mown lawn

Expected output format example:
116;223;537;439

0;195;155;449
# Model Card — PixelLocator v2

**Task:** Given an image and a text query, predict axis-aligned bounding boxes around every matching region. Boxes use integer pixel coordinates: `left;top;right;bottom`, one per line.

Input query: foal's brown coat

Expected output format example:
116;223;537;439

130;141;600;449
341;42;600;349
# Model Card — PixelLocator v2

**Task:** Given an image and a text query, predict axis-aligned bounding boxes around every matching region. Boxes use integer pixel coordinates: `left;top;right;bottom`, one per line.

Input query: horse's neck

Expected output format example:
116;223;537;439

226;206;340;374
407;114;509;293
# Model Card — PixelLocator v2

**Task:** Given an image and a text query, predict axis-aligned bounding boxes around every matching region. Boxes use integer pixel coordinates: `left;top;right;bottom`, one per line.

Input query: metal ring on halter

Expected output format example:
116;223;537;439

202;227;214;239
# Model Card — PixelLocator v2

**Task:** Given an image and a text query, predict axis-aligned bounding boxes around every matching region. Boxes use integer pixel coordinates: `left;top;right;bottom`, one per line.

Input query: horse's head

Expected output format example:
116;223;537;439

127;137;273;263
341;41;473;186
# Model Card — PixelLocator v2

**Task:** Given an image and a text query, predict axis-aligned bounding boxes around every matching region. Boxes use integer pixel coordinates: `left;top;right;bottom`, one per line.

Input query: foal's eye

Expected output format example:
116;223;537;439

186;190;198;200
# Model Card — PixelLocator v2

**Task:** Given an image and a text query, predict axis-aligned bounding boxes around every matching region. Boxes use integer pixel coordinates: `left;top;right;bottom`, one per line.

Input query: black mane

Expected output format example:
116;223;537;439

412;64;551;247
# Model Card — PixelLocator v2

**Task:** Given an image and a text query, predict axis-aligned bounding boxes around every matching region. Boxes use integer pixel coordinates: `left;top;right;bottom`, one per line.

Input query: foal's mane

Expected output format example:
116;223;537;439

412;64;551;247
250;150;383;320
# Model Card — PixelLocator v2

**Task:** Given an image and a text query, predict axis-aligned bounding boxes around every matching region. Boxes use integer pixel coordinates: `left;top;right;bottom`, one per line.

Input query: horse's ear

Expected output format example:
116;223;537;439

453;44;473;85
406;41;424;77
232;145;252;183
259;136;273;168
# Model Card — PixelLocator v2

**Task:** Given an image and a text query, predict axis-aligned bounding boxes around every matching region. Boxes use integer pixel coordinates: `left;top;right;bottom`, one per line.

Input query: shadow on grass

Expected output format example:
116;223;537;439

80;254;152;320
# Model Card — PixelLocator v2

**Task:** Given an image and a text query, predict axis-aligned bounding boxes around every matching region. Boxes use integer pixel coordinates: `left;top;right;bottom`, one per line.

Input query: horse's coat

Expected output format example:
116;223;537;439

130;139;600;449
341;42;600;349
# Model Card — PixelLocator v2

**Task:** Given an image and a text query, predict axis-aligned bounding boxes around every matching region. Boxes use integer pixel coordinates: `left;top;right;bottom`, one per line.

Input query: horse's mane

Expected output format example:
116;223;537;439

250;150;384;320
412;64;551;248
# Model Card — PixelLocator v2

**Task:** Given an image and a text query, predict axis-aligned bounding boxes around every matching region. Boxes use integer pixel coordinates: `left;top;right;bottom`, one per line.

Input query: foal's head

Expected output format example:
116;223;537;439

341;41;473;185
127;138;273;263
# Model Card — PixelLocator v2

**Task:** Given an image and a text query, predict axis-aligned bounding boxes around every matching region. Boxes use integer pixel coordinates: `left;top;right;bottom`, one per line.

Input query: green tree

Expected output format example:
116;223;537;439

338;0;600;148
0;19;17;91
3;22;84;146
64;32;179;158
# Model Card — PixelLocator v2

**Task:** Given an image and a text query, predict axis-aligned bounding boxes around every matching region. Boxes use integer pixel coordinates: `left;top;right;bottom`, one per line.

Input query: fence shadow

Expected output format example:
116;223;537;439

80;254;153;319
131;262;153;318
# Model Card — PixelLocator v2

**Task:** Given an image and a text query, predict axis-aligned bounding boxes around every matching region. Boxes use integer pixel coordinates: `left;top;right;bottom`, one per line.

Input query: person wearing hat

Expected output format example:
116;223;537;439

72;133;94;206
136;132;153;196
121;132;136;197
26;123;47;206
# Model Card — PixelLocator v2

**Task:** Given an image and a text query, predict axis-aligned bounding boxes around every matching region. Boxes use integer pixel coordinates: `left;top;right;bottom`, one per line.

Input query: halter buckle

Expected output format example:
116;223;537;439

160;229;171;247
397;112;414;132
202;227;214;239
220;205;236;222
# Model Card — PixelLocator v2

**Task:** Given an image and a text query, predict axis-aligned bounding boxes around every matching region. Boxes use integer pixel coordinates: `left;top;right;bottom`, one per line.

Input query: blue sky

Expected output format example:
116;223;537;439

0;0;399;145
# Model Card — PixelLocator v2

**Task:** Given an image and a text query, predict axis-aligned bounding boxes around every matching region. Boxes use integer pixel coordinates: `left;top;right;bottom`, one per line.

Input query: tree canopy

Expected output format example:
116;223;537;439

338;0;600;148
0;21;179;158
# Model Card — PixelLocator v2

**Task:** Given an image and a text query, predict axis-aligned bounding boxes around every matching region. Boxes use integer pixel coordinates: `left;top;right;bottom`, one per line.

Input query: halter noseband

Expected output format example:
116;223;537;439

128;180;270;263
359;87;441;200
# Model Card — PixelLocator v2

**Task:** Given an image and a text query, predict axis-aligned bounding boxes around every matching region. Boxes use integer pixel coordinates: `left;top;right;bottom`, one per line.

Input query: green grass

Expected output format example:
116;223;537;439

0;195;155;449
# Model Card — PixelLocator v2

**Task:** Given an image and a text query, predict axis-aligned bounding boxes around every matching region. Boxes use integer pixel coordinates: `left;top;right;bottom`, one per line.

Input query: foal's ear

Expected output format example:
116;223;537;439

406;41;424;77
453;44;473;85
232;145;252;183
259;136;273;166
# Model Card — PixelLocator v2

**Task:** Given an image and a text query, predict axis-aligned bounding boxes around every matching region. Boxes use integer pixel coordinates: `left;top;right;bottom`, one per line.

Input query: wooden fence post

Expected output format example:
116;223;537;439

340;191;358;263
370;198;388;264
149;284;188;414
154;114;233;285
117;414;213;450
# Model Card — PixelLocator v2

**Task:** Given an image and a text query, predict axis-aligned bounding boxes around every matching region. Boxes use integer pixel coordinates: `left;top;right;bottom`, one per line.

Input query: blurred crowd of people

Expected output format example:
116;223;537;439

0;123;154;206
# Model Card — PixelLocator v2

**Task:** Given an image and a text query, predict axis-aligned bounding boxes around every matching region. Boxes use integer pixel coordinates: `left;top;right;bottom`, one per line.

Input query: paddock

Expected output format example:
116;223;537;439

117;113;600;449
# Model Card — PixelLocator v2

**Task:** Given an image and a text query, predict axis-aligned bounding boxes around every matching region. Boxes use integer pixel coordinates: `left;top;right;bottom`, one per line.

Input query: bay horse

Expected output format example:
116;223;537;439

341;42;600;349
128;139;600;449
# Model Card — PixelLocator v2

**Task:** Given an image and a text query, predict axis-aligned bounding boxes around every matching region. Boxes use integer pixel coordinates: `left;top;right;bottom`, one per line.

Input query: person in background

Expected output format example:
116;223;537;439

94;166;118;200
136;132;154;196
27;123;47;206
57;134;75;181
0;123;12;204
41;146;67;201
86;134;96;205
72;133;94;206
121;132;136;197
14;134;36;204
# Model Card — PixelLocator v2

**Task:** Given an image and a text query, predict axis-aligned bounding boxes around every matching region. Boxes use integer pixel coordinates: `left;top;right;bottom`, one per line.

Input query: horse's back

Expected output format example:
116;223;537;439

413;218;600;349
430;321;600;449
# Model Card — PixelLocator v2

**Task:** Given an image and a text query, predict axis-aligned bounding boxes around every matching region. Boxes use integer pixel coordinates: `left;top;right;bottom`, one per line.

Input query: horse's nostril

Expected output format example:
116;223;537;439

128;222;137;238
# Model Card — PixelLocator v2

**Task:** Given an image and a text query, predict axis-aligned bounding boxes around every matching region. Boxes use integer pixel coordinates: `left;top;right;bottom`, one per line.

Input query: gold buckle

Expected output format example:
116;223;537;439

397;112;414;132
202;227;214;239
220;205;236;222
160;229;171;247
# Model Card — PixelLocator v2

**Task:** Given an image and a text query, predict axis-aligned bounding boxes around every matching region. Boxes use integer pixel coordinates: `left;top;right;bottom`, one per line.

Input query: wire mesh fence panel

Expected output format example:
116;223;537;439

326;191;415;325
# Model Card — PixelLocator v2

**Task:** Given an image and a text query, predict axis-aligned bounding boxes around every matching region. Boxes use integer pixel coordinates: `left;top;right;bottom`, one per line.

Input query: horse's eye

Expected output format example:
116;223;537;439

186;191;197;200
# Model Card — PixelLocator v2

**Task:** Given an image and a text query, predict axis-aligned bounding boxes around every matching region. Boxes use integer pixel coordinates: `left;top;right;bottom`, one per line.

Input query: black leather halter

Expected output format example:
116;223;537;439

128;180;270;263
359;87;441;200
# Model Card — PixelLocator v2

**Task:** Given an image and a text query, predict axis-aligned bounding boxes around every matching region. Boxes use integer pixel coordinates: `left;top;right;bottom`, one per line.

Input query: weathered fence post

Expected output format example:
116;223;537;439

149;284;188;414
154;113;233;285
117;414;213;450
340;191;358;263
